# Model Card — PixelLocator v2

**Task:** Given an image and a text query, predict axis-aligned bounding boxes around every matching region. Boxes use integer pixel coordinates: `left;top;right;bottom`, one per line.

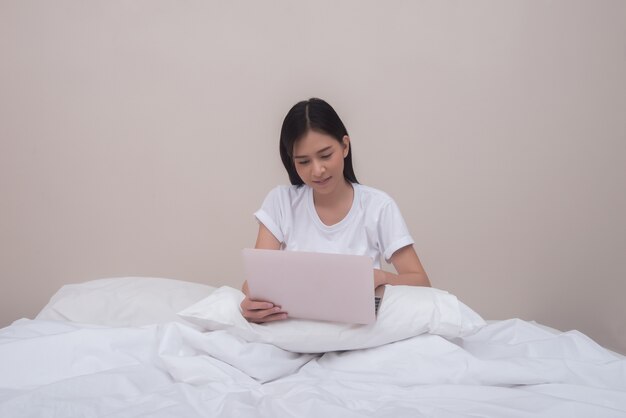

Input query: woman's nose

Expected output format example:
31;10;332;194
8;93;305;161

312;160;325;176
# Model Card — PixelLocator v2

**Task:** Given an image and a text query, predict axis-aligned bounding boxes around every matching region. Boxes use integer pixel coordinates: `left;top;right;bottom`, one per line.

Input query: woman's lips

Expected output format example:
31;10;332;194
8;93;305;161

313;177;331;186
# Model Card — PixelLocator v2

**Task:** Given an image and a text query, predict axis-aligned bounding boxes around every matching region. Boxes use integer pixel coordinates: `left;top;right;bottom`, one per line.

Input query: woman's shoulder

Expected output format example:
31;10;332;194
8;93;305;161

354;183;395;205
354;184;407;224
263;184;309;204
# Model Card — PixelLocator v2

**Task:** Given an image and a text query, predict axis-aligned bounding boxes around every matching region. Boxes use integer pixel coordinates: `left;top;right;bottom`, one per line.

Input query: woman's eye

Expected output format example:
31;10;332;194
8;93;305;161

321;153;332;159
297;160;310;165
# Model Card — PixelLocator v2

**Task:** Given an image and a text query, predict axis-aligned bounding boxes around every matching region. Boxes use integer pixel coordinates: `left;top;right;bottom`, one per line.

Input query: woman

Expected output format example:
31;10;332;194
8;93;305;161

242;98;430;323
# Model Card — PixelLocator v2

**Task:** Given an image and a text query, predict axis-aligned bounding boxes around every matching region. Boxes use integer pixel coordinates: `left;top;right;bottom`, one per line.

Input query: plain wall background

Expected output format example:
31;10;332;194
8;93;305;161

1;1;625;353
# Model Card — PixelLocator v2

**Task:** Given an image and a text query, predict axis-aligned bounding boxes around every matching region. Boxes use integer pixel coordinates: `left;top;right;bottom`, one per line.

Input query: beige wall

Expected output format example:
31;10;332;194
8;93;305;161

1;1;625;353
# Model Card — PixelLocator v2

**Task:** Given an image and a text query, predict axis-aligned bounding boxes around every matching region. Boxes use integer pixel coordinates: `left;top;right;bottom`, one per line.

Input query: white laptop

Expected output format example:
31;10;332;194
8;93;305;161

242;248;376;324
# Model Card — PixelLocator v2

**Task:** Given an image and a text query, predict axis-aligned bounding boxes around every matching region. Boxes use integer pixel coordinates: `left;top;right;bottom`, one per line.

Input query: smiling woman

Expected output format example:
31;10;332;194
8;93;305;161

293;132;353;225
240;98;431;323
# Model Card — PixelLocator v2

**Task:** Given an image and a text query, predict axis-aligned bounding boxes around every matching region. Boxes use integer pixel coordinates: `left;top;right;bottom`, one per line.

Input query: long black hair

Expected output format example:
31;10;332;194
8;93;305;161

279;98;359;186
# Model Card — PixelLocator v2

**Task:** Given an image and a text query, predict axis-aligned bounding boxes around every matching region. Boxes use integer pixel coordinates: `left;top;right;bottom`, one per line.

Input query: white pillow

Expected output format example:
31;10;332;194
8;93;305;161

36;277;216;327
178;285;485;353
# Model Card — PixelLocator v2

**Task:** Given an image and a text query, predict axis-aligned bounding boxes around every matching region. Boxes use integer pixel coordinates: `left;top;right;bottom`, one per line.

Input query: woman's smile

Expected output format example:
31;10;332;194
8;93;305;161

313;176;332;186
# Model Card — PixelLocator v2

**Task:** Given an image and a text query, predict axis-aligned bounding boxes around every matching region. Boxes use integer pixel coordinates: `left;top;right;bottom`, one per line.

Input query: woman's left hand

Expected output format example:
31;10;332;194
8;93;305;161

374;269;388;288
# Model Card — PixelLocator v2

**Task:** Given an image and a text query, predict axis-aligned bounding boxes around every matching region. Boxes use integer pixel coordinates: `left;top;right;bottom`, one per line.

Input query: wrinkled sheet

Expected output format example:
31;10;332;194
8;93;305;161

0;318;624;418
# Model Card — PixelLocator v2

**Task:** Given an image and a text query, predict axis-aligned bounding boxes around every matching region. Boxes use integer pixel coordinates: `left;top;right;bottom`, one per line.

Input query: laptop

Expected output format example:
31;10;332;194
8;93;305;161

242;248;377;324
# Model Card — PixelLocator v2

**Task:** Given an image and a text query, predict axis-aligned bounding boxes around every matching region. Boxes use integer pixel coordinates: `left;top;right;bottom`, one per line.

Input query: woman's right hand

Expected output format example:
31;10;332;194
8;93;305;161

243;226;287;323
240;295;288;323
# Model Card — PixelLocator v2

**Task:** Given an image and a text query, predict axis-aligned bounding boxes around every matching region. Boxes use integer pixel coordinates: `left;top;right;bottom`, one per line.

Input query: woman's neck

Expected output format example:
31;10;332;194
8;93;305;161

313;179;352;206
312;180;354;226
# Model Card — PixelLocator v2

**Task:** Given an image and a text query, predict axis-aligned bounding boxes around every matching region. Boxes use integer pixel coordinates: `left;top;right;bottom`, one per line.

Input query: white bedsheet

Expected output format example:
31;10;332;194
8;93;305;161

1;317;625;417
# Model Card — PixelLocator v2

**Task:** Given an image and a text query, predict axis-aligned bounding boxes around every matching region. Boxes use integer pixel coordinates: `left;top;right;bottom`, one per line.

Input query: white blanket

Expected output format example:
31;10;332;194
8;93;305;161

1;317;624;418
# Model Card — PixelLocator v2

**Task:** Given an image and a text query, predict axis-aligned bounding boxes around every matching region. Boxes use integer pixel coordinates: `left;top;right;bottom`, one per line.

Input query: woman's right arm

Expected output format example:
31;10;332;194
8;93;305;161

240;223;288;323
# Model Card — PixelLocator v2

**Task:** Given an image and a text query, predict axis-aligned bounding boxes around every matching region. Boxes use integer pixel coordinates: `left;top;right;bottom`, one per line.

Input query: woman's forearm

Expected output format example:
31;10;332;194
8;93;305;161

374;269;431;288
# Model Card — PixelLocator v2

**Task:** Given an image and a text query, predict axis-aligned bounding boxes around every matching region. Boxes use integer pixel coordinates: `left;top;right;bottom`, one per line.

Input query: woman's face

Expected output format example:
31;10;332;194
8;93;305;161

292;131;350;196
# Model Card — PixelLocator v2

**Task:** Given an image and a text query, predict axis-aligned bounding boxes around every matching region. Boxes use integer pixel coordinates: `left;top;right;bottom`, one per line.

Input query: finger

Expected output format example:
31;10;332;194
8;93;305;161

241;296;275;310
250;312;288;323
249;306;283;318
243;306;284;321
246;300;276;310
263;312;288;322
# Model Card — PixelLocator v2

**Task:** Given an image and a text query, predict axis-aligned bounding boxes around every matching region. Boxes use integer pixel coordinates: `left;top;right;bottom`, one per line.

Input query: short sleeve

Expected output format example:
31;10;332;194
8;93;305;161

378;199;415;262
254;187;285;244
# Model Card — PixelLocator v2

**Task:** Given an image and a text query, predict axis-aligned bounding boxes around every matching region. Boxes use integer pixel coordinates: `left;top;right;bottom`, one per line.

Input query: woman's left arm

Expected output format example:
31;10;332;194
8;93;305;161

374;245;431;288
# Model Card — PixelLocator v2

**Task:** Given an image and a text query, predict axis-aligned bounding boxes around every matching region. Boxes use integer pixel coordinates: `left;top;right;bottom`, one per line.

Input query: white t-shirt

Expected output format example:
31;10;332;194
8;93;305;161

254;183;414;269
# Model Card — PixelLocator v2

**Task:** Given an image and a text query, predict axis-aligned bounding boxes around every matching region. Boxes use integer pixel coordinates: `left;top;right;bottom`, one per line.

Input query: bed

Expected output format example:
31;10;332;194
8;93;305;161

1;277;624;417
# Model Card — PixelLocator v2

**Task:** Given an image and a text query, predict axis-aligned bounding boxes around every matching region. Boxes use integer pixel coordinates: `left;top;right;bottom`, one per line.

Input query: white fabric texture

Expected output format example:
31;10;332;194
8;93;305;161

1;317;625;417
36;277;216;327
1;279;625;417
254;184;415;267
178;285;486;353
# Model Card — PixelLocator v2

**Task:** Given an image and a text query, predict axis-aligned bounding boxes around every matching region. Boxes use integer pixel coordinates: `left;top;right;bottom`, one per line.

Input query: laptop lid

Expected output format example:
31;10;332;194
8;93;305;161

242;248;375;324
